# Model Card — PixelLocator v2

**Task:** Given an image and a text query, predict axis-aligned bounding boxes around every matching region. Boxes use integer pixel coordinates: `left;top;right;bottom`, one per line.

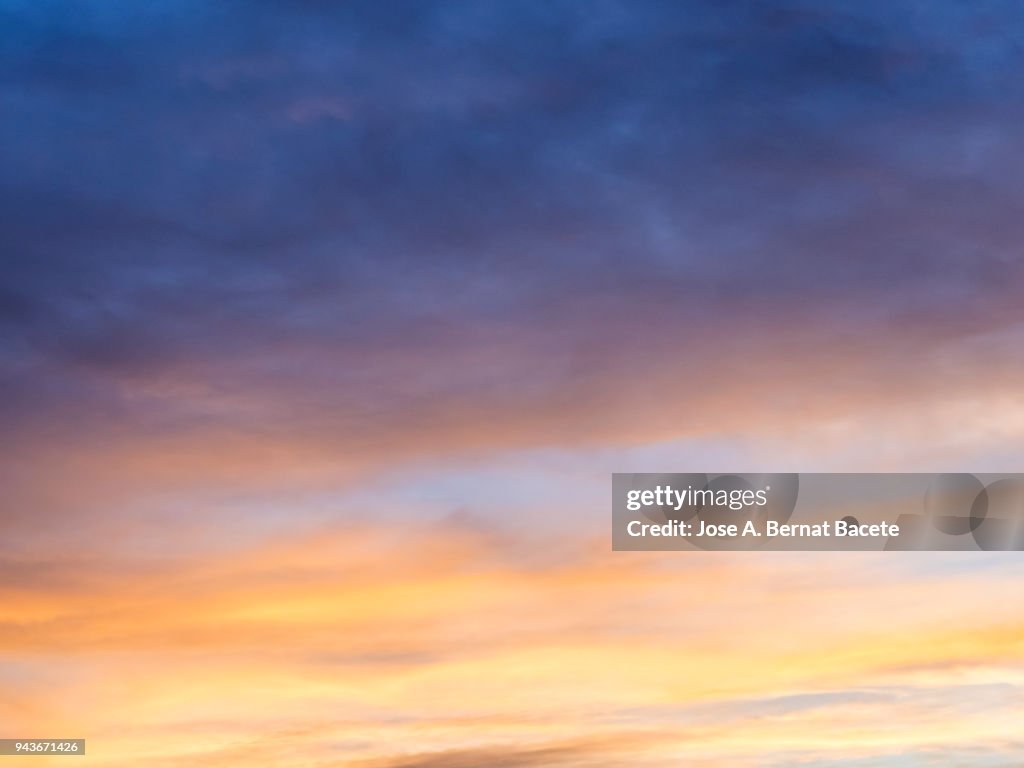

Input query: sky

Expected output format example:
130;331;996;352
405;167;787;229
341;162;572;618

2;1;1024;766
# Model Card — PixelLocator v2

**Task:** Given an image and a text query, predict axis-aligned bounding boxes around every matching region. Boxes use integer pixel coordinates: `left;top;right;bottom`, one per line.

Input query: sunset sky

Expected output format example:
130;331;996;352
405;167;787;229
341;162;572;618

3;1;1024;766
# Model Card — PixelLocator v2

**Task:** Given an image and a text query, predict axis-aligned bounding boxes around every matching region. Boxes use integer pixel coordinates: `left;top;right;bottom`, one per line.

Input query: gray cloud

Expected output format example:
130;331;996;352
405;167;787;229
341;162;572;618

4;0;1024;494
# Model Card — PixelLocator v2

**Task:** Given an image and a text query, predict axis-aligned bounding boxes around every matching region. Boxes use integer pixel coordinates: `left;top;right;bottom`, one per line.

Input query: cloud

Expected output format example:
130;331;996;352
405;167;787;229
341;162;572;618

4;1;1024;468
2;521;1024;767
4;4;1024;766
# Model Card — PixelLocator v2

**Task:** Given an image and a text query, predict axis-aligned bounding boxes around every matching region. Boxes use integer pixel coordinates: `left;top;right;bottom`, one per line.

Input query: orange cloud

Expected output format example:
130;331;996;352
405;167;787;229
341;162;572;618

3;522;1024;766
